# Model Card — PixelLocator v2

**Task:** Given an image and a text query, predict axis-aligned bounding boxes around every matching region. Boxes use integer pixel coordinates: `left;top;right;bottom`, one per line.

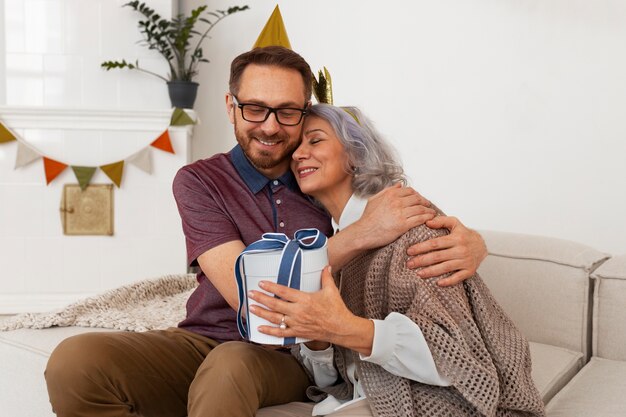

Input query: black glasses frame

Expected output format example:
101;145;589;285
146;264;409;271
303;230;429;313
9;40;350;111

232;95;308;126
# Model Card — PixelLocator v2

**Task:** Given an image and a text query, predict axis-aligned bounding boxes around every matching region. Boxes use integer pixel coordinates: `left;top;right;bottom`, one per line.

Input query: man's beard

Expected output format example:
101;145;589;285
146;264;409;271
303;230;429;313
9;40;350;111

234;123;299;171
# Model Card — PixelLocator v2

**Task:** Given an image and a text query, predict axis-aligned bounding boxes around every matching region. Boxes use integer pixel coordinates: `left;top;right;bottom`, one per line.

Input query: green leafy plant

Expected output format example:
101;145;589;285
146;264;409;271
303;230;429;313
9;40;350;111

102;1;249;82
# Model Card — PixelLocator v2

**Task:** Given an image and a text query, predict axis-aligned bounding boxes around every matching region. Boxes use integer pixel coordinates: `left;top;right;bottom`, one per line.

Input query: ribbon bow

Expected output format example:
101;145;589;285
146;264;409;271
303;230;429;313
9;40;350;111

235;228;327;345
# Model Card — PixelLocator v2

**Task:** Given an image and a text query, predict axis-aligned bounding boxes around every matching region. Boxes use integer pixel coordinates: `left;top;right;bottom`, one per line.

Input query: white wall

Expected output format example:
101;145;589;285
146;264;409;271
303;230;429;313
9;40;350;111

0;108;192;313
2;0;174;108
184;0;626;255
0;0;190;313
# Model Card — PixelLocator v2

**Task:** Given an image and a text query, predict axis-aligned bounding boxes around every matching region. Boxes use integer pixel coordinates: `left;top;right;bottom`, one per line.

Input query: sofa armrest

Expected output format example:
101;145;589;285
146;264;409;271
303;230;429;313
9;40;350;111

591;254;626;361
477;230;609;360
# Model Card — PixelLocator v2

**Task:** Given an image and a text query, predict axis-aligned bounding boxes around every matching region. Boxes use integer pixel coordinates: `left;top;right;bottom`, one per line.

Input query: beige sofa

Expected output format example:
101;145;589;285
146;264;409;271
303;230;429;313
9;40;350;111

1;230;624;417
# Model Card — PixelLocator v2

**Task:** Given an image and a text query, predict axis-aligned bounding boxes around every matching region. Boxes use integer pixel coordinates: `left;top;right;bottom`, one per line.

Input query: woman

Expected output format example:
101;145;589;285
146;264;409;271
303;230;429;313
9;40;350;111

248;104;545;417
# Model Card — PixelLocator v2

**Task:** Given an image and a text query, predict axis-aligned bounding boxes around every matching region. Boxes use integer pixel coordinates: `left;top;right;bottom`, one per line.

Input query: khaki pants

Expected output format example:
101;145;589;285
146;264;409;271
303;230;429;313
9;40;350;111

44;328;311;417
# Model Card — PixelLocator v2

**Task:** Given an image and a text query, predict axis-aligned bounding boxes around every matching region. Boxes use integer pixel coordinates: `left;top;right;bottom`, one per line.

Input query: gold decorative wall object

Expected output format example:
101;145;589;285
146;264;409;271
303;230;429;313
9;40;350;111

60;184;114;236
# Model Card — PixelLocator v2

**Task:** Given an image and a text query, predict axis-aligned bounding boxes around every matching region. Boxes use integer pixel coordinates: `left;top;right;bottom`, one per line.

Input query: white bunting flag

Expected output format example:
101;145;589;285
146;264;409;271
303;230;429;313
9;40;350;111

127;147;153;174
14;140;42;169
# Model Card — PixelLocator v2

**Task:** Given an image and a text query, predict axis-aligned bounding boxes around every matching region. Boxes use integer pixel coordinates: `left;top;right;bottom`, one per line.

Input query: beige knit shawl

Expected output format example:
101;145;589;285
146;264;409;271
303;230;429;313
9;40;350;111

305;225;545;417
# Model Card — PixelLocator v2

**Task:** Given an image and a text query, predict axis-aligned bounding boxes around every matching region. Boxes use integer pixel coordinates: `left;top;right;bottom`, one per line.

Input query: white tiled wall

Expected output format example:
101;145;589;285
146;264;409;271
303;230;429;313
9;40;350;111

0;0;191;313
3;0;174;108
0;108;192;313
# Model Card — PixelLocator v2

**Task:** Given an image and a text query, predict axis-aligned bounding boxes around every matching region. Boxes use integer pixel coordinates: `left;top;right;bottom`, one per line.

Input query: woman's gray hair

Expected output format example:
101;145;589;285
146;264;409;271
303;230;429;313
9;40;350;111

306;104;406;197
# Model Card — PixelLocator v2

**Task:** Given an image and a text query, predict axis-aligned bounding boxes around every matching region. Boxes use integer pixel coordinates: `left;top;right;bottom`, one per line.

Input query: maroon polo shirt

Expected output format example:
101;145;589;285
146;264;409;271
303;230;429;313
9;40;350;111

172;145;332;342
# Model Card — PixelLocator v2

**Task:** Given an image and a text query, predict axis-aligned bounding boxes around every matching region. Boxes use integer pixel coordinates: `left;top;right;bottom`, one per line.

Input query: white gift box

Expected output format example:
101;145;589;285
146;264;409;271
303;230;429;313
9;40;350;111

236;231;328;345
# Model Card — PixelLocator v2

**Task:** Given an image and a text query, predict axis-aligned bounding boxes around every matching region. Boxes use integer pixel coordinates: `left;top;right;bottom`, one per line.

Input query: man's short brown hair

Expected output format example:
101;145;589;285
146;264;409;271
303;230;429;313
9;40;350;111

229;46;312;102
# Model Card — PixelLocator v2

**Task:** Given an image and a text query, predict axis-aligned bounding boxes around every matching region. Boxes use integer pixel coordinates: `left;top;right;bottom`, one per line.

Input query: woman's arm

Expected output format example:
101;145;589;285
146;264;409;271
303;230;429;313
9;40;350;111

298;344;339;388
248;269;451;385
362;312;450;386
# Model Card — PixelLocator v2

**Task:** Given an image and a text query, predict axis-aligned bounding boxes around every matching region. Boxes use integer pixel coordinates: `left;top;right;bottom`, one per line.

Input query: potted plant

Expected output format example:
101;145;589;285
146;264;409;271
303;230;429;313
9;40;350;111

102;1;249;109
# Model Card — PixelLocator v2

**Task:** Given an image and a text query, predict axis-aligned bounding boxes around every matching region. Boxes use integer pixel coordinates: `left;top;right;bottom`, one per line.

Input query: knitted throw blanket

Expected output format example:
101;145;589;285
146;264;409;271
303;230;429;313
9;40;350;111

330;225;545;417
0;274;197;332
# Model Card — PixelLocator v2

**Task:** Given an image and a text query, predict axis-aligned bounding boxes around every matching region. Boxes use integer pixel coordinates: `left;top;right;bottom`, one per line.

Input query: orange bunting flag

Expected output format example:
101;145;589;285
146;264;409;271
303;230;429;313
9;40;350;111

100;161;124;188
0;122;17;143
43;157;68;185
151;130;175;154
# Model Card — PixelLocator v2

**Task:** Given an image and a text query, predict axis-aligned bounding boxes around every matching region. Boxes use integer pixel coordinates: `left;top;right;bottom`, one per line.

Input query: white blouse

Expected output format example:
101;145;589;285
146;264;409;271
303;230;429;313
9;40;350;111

300;194;450;416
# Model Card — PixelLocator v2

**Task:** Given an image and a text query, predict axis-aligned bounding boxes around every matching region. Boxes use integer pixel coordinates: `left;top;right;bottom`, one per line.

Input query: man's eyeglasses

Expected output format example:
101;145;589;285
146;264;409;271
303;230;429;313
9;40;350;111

232;95;307;126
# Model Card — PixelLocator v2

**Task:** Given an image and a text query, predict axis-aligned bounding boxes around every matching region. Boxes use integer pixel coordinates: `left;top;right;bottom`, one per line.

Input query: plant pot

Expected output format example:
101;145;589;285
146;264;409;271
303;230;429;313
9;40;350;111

167;81;199;109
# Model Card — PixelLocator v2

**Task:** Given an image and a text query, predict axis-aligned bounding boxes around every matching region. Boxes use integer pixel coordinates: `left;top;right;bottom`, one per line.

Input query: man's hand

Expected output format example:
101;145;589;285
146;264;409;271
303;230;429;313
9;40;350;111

406;216;487;287
327;184;435;270
356;184;436;246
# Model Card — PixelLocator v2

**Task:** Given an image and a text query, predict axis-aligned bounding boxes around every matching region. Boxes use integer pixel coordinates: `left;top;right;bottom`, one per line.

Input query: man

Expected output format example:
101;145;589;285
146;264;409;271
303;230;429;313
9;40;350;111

45;46;486;417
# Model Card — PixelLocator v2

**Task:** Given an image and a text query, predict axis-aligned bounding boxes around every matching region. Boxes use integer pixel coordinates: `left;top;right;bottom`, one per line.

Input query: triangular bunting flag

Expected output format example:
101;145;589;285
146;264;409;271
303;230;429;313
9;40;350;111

0;122;17;143
71;166;97;190
253;5;292;49
127;147;152;174
43;157;68;185
170;108;195;126
100;161;124;188
151;130;175;154
15;141;41;168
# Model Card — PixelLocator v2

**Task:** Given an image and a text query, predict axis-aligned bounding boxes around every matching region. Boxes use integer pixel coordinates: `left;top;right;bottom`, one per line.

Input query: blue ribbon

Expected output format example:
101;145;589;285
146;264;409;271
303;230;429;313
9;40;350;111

235;228;327;345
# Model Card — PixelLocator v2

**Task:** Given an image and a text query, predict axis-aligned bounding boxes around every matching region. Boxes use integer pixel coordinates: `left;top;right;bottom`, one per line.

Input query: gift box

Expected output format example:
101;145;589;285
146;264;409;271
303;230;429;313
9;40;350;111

235;229;328;345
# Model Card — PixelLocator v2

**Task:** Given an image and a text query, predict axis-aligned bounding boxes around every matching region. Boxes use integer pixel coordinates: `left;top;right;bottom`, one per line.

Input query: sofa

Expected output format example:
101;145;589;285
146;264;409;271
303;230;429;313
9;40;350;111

1;230;624;417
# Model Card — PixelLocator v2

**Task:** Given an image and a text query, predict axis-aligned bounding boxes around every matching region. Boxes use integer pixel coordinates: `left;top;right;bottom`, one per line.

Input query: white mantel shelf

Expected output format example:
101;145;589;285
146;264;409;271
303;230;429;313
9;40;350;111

0;106;196;132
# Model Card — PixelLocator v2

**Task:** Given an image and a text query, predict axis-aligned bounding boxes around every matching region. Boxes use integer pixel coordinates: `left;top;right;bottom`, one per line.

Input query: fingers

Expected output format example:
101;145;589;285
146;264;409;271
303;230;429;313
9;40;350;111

257;280;301;302
407;234;456;257
436;270;473;287
247;287;292;315
256;323;291;338
320;266;338;290
403;203;436;217
248;303;283;324
426;215;459;230
411;258;465;278
400;189;431;208
373;184;431;207
404;207;437;228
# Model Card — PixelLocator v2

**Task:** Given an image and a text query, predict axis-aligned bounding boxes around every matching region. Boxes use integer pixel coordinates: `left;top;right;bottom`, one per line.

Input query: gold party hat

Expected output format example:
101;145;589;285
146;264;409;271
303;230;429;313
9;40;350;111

253;5;292;49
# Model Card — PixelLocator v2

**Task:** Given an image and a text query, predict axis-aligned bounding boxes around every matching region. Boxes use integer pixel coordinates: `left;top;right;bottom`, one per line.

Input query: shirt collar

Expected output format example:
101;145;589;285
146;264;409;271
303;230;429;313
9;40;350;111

230;144;299;194
331;194;368;233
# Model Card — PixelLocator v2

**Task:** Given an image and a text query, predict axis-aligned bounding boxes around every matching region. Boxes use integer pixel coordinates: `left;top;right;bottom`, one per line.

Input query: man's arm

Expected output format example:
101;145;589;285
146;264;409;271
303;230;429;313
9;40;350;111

196;240;246;310
327;184;436;269
327;184;487;285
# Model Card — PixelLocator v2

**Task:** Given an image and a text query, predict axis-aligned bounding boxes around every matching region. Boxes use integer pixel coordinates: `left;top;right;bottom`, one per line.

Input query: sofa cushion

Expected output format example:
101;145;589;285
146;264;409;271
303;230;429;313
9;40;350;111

591;254;626;361
528;342;583;404
545;357;626;417
478;230;608;360
256;402;314;417
0;327;114;417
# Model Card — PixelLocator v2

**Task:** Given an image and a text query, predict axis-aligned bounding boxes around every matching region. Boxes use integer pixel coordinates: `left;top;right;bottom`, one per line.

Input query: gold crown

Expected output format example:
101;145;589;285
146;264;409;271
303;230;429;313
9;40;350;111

312;67;333;105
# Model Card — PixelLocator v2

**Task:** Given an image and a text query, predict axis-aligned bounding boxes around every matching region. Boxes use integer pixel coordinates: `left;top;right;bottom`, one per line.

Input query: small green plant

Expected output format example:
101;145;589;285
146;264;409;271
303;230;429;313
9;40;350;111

102;1;249;82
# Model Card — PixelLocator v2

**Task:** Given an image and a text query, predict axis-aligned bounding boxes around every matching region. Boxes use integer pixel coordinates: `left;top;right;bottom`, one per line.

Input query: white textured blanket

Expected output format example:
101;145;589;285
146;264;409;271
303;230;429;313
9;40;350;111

0;274;197;332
